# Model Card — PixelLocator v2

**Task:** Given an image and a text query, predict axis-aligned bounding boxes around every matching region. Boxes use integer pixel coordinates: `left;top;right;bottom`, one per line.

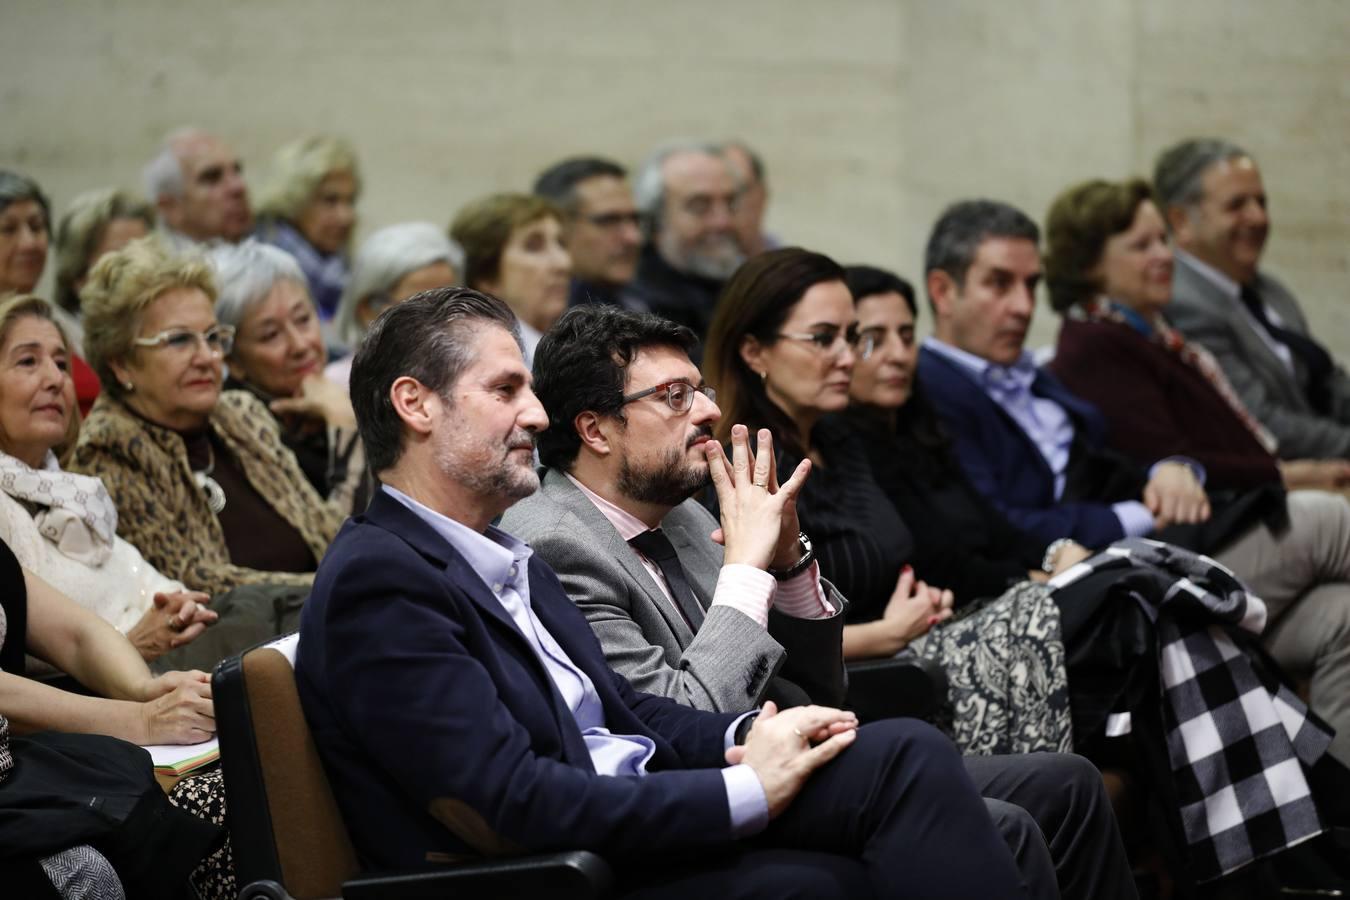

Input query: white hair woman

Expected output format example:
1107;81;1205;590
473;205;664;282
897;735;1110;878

325;221;462;385
254;136;361;320
210;240;367;511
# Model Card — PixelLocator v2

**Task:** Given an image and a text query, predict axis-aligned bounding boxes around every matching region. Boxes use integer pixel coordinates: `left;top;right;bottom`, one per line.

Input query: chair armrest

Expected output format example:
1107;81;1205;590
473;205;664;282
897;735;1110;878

342;850;613;899
845;651;949;723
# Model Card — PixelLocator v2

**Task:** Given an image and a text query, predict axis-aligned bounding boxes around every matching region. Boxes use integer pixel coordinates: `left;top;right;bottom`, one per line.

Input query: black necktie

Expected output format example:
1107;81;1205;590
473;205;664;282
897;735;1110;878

628;529;705;631
1239;284;1334;414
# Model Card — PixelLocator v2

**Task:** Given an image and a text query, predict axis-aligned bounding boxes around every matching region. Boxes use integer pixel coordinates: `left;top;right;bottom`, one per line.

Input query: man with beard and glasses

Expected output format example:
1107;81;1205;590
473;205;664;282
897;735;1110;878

502;303;846;712
502;304;1138;900
296;286;1043;899
629;141;746;349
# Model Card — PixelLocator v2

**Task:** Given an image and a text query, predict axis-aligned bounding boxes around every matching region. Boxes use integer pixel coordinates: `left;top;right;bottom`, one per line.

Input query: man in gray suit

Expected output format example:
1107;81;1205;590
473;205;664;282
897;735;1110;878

500;307;852;712
1156;138;1350;473
502;303;1138;900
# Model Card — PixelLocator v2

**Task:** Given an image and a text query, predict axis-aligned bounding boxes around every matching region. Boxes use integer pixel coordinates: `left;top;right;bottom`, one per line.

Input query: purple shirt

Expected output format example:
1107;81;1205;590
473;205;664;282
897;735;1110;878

382;485;768;835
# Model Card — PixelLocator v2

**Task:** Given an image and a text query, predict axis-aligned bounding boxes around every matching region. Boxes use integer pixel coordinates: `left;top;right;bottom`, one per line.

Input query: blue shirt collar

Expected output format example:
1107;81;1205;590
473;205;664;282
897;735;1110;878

381;484;532;597
924;336;1037;395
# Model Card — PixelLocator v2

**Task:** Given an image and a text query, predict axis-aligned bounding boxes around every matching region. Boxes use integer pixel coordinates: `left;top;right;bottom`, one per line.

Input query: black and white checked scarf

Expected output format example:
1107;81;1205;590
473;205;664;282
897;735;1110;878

1050;538;1332;880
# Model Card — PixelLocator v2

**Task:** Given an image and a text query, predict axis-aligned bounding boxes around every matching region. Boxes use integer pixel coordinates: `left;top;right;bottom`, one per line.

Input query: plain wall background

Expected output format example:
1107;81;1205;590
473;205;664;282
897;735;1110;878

4;0;1347;352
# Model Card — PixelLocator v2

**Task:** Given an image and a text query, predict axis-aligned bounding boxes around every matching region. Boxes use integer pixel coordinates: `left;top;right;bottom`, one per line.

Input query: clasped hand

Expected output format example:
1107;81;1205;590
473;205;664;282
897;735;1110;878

705;425;811;572
138;669;215;745
128;591;218;662
725;701;858;819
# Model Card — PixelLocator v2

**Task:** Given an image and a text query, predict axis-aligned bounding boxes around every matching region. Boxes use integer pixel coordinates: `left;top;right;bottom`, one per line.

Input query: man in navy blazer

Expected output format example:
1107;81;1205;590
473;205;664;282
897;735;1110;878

295;287;1036;897
916;199;1229;552
915;202;1350;766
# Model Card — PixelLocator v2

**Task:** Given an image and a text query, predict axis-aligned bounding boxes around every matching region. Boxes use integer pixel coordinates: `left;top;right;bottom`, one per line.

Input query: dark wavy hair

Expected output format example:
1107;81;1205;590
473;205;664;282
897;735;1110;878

532;304;698;470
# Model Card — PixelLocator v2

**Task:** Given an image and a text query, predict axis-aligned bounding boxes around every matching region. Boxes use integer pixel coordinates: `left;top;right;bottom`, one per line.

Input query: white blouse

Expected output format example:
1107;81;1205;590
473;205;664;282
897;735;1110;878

0;490;182;635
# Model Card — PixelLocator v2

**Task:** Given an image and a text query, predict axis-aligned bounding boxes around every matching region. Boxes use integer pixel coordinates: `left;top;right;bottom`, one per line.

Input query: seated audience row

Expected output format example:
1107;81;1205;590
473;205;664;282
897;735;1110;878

297;286;1129;899
5;129;1350;897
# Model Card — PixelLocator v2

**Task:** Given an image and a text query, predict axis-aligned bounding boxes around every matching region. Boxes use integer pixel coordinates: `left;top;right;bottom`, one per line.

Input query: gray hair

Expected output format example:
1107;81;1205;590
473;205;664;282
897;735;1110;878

142;127;203;202
1153;138;1253;216
632;139;726;239
923;199;1040;304
53;188;155;314
208;240;309;332
332;222;464;348
0;170;51;225
255;135;361;224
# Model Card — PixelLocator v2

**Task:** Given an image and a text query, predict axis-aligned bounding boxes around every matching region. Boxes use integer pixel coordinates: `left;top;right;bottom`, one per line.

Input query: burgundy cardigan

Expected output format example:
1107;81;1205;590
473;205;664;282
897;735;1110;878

1050;317;1280;491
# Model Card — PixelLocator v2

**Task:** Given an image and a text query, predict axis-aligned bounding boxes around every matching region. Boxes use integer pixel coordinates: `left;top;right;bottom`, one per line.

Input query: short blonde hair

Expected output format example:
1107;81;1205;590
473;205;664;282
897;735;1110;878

53;188;155;315
450;193;561;289
0;294;82;457
255;136;361;226
81;235;217;397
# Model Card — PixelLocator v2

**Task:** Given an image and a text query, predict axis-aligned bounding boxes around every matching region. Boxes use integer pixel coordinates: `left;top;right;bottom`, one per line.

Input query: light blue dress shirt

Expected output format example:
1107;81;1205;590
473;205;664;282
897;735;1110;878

382;485;768;835
924;338;1158;537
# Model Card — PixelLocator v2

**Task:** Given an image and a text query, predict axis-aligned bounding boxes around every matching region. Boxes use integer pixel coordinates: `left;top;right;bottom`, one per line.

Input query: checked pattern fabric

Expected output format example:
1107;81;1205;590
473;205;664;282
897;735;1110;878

1051;538;1331;880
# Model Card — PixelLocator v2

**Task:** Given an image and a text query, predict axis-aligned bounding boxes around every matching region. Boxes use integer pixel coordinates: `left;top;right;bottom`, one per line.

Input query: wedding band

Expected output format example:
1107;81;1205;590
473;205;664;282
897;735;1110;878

793;727;806;739
753;479;768;489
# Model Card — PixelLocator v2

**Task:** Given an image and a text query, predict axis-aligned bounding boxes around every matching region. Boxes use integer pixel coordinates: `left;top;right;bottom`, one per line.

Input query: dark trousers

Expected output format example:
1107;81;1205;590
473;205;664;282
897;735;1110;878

966;753;1137;900
617;718;1028;899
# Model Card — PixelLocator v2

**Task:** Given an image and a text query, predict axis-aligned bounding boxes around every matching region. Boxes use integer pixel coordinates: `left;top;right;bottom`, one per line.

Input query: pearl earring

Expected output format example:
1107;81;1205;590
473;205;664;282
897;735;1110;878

123;381;134;392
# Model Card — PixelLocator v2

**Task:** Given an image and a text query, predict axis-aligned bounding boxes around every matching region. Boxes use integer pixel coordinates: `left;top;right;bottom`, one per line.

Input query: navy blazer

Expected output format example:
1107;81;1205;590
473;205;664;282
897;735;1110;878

296;488;739;871
917;346;1147;548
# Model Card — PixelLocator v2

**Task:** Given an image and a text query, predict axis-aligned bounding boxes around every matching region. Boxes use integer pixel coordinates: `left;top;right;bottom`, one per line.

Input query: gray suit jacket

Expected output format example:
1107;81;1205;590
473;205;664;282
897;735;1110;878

1165;253;1350;458
499;468;846;713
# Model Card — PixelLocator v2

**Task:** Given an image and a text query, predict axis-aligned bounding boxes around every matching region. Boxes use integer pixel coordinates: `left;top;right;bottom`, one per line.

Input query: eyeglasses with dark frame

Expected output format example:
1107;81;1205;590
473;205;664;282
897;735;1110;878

620;380;717;414
776;323;861;357
132;325;236;358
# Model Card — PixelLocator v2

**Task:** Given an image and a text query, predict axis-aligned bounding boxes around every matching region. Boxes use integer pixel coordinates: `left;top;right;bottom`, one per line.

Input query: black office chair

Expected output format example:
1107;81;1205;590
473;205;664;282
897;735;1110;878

213;637;613;900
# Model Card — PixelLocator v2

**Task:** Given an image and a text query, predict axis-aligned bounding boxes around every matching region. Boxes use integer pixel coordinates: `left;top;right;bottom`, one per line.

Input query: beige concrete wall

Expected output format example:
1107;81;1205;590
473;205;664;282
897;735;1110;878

3;0;1347;352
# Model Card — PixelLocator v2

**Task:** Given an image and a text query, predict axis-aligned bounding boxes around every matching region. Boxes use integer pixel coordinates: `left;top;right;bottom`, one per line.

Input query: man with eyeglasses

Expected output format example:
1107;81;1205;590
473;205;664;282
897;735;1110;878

502;304;846;713
298;287;1043;898
501;303;1137;900
533;156;647;313
629;141;747;347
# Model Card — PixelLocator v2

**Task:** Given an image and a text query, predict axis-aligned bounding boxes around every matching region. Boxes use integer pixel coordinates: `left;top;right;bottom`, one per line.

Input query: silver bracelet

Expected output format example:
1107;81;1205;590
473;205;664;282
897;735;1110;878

1042;538;1074;574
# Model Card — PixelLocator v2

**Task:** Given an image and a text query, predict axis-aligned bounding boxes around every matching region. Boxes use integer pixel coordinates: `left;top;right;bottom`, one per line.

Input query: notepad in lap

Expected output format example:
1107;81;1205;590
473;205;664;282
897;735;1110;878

143;737;220;776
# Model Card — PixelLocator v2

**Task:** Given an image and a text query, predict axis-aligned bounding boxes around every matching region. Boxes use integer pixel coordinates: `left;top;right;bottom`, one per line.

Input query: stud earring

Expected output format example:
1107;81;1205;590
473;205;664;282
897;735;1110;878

123;381;134;392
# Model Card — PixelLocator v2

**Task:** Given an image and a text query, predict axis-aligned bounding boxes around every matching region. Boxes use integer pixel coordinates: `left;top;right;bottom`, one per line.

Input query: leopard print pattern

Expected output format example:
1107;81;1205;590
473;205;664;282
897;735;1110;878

70;391;344;596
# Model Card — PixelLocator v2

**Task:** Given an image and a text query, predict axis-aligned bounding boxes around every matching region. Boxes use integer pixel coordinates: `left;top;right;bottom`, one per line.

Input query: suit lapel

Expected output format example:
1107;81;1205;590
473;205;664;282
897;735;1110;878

541;470;697;644
920;347;1058;494
1174;257;1306;407
364;490;560;681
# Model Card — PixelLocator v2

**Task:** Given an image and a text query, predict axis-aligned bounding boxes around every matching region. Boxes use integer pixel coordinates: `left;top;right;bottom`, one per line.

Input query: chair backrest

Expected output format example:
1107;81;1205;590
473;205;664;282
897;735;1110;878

215;639;360;899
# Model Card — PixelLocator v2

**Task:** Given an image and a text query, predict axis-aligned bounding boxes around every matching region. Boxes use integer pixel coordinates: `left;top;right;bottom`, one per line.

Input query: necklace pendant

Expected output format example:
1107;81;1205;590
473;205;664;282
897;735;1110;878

195;471;227;515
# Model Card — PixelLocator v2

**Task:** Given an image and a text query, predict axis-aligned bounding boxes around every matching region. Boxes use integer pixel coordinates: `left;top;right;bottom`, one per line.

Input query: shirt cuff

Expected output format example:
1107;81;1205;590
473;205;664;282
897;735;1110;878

722;763;770;838
1150;456;1207;487
1112;500;1155;537
772;562;835;619
710;564;776;629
